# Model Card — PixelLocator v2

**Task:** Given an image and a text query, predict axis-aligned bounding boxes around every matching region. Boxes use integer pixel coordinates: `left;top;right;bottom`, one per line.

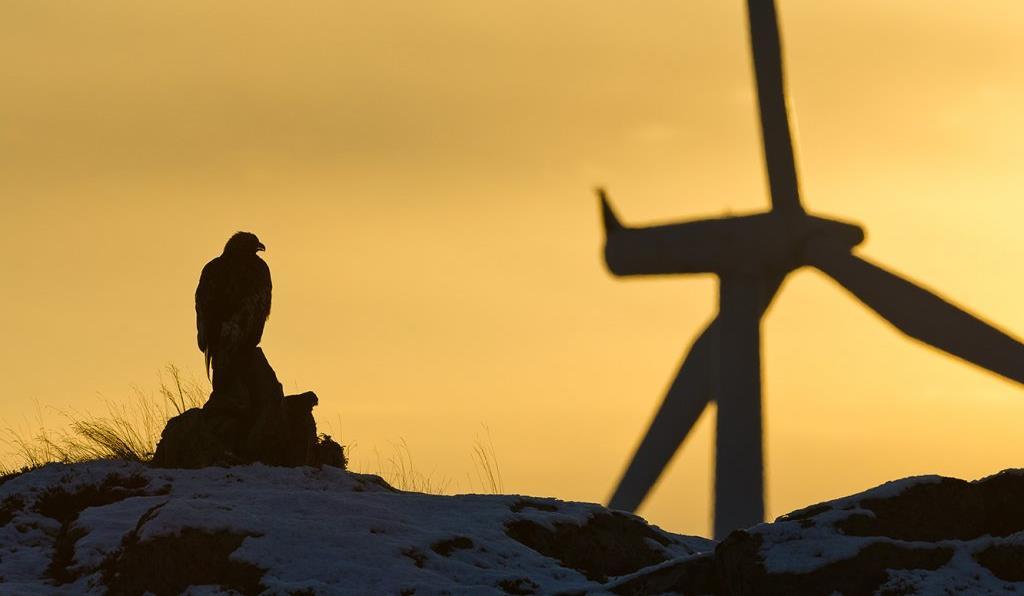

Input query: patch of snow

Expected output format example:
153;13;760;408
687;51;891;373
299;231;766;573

0;461;711;595
759;475;947;575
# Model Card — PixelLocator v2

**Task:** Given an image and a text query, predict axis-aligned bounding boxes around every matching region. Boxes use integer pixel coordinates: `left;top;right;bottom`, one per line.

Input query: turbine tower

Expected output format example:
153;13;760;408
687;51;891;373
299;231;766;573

602;0;1024;539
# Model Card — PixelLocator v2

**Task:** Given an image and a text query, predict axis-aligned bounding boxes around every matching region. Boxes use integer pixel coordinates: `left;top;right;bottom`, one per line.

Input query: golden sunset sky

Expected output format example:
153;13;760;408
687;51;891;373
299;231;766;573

4;1;1024;538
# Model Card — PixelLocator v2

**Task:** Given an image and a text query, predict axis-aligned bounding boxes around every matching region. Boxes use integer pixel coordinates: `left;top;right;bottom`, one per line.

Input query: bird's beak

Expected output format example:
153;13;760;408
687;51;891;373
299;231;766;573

257;242;266;252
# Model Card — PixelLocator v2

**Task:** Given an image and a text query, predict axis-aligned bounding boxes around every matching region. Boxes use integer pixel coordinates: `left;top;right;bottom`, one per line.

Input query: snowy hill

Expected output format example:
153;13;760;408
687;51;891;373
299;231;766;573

3;462;1024;594
0;461;710;594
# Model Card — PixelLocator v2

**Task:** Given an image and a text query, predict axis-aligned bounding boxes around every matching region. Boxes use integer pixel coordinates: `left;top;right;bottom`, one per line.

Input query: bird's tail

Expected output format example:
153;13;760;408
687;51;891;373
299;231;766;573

204;349;213;381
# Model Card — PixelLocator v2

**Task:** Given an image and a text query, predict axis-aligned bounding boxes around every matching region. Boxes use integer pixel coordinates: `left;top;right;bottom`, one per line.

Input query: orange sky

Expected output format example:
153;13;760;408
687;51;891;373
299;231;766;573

4;1;1024;538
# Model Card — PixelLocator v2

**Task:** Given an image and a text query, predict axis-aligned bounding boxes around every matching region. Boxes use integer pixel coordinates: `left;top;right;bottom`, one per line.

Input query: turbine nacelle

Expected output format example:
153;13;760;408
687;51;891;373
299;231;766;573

600;191;864;277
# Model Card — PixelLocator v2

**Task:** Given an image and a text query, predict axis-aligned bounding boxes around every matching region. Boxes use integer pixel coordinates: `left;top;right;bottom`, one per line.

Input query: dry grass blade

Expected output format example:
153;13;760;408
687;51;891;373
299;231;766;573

368;439;453;495
471;425;504;494
0;365;208;469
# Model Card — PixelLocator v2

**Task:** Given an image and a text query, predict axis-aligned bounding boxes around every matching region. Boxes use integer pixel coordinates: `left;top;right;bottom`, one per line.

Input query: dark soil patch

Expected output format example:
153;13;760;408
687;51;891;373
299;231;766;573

974;543;1024;582
0;495;25;526
837;472;1024;541
49;525;89;584
431;536;473;556
498;577;539;594
104;527;264;595
611;552;716;595
506;512;669;582
510;499;558;513
402;547;427;568
774;542;953;595
35;473;150;525
37;473;154;584
716;531;953;595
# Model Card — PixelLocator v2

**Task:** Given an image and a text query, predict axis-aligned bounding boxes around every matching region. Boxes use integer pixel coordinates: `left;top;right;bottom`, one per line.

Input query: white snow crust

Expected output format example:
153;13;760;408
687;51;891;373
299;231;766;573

0;461;711;595
757;473;1024;593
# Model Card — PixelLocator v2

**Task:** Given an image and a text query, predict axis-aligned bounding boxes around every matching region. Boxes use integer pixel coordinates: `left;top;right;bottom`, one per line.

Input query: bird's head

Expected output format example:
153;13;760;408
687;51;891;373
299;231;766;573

223;231;266;256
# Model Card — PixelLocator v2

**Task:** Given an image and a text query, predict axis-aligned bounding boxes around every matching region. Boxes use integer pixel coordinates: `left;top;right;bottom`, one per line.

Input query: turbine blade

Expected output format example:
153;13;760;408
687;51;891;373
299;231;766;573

715;274;765;538
810;248;1024;385
747;0;803;215
608;318;718;513
597;188;625;235
608;273;788;516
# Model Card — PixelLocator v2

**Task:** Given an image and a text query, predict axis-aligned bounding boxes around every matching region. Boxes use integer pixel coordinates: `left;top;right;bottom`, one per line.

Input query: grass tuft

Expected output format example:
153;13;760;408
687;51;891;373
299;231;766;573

372;438;453;495
1;366;206;469
2;370;506;499
471;424;504;494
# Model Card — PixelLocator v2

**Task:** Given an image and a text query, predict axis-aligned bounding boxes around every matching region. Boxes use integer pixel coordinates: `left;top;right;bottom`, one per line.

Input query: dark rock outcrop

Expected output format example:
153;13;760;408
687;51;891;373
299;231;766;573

715;531;953;595
505;511;674;582
611;469;1024;594
33;473;167;585
974;543;1024;582
610;552;717;595
152;348;345;469
104;527;266;595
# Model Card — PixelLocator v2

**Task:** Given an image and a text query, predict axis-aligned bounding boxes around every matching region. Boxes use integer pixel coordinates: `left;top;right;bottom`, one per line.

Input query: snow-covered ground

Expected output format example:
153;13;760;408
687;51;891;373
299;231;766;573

729;471;1024;594
7;462;1023;594
0;461;711;595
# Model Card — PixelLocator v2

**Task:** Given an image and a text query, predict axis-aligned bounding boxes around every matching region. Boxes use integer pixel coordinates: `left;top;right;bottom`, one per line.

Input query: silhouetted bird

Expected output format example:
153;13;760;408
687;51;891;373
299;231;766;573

196;232;272;389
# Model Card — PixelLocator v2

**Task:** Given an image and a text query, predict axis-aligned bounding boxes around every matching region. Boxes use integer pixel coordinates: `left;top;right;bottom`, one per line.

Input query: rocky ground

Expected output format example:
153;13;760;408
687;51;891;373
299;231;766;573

1;461;1022;595
616;470;1024;595
0;461;709;594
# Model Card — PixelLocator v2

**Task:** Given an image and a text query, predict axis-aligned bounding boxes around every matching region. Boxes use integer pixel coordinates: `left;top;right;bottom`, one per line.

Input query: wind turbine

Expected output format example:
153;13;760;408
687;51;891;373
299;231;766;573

601;0;1024;539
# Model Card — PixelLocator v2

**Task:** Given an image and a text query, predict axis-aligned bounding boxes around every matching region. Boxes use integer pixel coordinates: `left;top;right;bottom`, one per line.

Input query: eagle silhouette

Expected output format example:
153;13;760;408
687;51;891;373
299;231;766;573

196;232;272;388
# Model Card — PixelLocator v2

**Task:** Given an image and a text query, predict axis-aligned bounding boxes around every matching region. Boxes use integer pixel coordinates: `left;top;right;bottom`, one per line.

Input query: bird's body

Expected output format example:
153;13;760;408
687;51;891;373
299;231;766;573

196;232;271;390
